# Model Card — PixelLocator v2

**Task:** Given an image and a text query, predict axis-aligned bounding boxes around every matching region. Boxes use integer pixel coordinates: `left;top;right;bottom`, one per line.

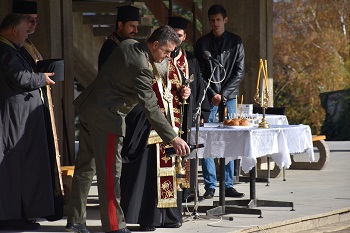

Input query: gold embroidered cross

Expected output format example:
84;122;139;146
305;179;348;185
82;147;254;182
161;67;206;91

161;155;171;163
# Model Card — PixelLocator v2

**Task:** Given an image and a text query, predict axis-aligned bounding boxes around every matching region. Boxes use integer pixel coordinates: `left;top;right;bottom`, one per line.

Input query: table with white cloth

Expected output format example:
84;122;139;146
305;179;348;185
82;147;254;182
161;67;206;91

188;124;314;216
247;114;287;179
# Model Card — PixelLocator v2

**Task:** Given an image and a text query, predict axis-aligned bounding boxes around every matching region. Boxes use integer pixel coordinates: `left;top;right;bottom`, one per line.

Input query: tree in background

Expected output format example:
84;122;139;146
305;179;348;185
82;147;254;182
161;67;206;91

273;0;350;134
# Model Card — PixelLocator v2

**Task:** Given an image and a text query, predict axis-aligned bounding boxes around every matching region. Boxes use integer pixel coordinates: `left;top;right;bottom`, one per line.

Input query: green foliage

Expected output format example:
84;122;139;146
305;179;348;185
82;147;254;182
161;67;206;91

273;0;350;134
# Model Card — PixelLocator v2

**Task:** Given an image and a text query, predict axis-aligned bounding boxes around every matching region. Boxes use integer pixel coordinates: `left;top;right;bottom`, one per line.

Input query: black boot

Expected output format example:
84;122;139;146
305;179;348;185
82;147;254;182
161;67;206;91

66;222;90;233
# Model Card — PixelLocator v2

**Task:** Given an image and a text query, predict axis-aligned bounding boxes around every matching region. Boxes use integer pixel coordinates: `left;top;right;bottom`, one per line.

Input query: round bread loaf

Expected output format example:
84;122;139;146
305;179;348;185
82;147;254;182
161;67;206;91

240;118;249;126
230;118;240;126
223;119;232;125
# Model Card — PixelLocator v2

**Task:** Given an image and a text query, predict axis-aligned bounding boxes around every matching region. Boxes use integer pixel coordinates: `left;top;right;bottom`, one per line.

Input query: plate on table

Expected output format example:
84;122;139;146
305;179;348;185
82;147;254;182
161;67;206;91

221;124;254;129
203;122;221;128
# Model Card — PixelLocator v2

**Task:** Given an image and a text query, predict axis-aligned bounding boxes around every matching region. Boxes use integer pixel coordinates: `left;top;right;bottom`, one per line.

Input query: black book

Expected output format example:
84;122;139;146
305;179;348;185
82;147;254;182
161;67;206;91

165;143;205;157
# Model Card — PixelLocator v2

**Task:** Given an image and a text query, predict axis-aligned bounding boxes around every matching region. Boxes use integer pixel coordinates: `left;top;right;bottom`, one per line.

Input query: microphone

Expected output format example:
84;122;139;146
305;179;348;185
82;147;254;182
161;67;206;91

165;143;205;157
203;51;224;68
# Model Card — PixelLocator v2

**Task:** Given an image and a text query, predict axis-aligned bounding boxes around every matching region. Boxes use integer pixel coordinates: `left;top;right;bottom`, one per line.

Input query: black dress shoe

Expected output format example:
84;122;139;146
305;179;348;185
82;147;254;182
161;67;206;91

225;187;245;198
203;188;215;199
0;219;40;230
66;222;90;233
157;222;182;228
139;224;156;231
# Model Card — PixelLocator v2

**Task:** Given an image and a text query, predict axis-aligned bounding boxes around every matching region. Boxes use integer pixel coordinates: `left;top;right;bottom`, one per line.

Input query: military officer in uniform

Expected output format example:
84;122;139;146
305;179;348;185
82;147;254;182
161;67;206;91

66;26;190;233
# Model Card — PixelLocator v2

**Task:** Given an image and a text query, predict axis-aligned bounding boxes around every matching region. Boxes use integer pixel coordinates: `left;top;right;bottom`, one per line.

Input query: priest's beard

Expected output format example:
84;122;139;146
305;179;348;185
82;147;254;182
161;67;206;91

155;58;169;78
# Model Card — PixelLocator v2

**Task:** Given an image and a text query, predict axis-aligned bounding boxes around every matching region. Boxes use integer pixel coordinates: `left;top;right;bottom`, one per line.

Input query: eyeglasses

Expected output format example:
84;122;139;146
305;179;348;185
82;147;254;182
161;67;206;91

26;16;38;24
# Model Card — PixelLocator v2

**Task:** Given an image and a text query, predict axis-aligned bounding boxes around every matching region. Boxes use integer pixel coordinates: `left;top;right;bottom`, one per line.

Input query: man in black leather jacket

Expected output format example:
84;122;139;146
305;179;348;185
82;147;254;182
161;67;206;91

194;4;245;199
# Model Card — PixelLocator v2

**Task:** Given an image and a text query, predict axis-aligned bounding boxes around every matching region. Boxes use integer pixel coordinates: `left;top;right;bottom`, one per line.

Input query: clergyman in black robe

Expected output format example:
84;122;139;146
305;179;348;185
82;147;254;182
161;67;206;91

0;13;56;230
120;17;210;230
12;0;64;222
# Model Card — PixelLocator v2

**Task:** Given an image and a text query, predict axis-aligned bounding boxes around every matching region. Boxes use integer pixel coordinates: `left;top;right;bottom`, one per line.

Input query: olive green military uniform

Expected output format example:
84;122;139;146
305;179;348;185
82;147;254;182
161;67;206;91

67;39;177;232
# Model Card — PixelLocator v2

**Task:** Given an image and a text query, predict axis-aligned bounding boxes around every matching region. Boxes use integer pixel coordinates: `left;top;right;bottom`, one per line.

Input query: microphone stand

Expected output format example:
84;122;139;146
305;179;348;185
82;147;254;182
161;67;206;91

191;69;214;218
192;61;226;217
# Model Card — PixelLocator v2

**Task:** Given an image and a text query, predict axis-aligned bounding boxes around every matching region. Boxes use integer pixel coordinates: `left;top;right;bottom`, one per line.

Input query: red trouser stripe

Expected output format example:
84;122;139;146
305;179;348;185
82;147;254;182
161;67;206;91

106;133;119;230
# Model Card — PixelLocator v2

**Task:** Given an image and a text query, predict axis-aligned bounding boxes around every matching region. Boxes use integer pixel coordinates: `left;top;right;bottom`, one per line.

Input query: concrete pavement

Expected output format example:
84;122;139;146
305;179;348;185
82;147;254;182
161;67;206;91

2;141;350;233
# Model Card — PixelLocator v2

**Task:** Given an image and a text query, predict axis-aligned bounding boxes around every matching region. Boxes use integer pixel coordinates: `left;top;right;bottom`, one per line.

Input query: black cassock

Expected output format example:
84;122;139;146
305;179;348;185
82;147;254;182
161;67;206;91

120;50;210;227
0;39;55;220
21;40;64;221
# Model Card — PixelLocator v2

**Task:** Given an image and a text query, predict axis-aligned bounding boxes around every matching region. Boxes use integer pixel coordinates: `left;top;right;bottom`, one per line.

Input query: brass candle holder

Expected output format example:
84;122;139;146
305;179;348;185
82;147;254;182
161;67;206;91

176;74;194;187
254;88;270;128
176;156;187;192
175;156;186;175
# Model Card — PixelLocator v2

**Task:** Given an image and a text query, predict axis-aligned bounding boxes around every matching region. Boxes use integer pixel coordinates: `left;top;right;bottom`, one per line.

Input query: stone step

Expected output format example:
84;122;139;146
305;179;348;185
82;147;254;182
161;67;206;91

83;14;154;26
83;14;117;25
72;0;132;13
92;25;153;37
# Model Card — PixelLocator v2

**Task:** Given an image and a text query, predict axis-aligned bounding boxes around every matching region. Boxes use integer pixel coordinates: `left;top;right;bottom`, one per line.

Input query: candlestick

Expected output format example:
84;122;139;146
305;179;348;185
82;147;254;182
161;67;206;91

254;58;269;129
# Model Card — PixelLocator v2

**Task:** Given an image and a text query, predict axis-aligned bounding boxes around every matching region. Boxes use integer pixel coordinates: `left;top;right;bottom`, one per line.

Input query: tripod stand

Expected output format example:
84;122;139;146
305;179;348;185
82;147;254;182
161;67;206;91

190;64;222;218
189;63;248;218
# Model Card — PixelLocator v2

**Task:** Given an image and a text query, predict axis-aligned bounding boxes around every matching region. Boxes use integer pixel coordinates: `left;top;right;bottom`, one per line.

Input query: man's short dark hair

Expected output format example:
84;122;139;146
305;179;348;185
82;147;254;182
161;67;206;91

0;13;26;31
208;4;227;18
147;25;181;46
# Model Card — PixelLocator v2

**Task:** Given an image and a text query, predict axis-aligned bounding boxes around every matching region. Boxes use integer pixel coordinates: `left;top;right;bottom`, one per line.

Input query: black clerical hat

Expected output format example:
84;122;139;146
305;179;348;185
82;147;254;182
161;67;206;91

37;59;65;82
116;5;140;23
12;1;37;14
168;16;190;30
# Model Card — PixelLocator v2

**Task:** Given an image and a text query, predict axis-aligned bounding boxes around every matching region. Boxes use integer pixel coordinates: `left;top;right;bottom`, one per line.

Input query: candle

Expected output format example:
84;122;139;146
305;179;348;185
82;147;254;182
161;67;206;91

235;95;238;118
263;60;268;89
261;60;268;89
256;59;263;90
240;95;243;118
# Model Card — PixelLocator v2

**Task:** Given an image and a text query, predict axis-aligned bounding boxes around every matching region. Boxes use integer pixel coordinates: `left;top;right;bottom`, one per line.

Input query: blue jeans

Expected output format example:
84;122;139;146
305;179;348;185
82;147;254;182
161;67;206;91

208;98;237;122
203;98;237;190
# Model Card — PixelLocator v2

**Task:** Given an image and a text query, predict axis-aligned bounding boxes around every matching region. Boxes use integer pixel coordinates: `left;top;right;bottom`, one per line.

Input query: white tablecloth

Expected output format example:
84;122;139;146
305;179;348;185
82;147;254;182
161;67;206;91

189;124;314;173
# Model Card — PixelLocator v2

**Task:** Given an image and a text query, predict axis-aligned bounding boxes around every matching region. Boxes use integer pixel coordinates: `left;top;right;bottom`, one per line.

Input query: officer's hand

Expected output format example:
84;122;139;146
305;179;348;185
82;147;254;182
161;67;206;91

170;137;190;156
